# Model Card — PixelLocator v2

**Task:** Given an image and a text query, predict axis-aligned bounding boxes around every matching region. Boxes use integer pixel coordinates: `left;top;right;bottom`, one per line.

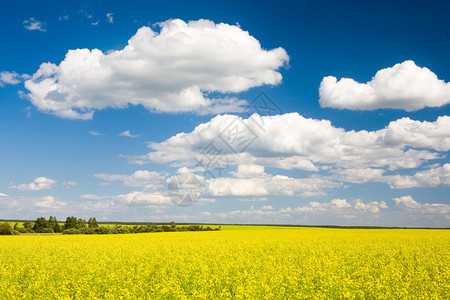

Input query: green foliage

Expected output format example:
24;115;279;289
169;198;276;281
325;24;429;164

23;221;33;230
128;222;218;233
62;228;80;234
4;218;220;236
0;222;13;235
16;227;34;233
64;216;86;230
11;230;20;235
48;216;61;233
63;226;131;235
88;217;99;228
33;217;49;233
77;218;87;229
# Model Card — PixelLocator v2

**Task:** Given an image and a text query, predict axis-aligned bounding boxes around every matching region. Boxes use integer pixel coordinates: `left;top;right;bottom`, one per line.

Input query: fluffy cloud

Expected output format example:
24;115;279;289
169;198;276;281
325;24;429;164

319;60;450;111
33;195;66;209
393;196;450;216
0;71;21;86
281;198;387;215
142;113;448;171
114;191;172;205
332;168;385;183
24;19;288;119
93;170;167;189
10;177;57;191
382;116;450;151
207;172;340;198
23;17;46;31
386;164;450;189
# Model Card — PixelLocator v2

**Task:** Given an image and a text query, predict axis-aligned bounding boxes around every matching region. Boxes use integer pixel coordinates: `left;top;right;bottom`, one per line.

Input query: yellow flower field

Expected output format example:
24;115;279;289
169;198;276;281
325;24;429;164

0;227;448;299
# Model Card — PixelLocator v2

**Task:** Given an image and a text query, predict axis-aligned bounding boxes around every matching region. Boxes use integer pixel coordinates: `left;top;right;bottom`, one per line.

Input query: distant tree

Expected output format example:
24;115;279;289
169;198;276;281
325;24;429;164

88;217;99;228
23;221;33;230
64;216;78;230
0;222;12;235
48;216;61;233
77;218;87;229
14;222;19;230
33;217;48;233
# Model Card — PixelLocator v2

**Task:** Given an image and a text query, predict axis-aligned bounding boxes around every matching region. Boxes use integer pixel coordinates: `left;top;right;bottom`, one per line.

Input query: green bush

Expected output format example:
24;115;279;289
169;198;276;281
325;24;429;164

16;227;34;233
23;221;33;230
11;230;20;235
94;227;112;234
0;222;12;235
62;228;80;234
79;227;110;234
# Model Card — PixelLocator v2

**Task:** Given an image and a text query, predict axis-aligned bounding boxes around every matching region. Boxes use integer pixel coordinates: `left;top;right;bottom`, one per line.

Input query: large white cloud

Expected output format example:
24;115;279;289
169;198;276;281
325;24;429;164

207;170;341;197
10;177;57;191
24;19;289;119
319;60;450;111
386;164;450;189
393;196;450;216
141;113;448;171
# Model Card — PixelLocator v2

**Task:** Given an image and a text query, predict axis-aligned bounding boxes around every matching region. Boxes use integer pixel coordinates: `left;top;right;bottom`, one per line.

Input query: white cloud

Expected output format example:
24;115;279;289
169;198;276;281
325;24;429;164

114;191;172;205
386;164;450;189
237;197;268;202
0;193;9;197
91;20;100;26
93;170;166;189
393;196;450;216
79;200;122;212
283;198;387;215
89;130;104;136
24;19;288;119
206;166;341;197
23;17;46;31
143;113;447;171
10;177;57;191
119;130;140;138
332;168;385;183
106;13;113;23
80;194;107;200
382;116;450;152
319;60;450;111
354;199;387;213
62;181;77;188
331;198;352;208
0;71;21;86
393;196;421;208
33;195;66;209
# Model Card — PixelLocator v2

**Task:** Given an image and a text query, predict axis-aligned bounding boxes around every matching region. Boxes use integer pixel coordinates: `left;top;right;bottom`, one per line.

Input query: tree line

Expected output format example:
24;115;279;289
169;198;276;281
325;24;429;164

0;217;220;235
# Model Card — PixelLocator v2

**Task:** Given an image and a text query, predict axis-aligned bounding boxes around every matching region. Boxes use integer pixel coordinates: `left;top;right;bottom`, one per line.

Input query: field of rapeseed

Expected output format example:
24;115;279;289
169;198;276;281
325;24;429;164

0;227;448;299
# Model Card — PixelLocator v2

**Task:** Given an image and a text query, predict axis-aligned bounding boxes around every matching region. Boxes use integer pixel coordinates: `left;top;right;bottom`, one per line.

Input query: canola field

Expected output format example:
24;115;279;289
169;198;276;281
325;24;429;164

0;227;448;299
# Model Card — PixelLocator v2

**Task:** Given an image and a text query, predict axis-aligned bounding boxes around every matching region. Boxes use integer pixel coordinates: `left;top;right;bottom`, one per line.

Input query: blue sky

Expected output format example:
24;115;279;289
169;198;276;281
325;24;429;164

1;0;449;226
